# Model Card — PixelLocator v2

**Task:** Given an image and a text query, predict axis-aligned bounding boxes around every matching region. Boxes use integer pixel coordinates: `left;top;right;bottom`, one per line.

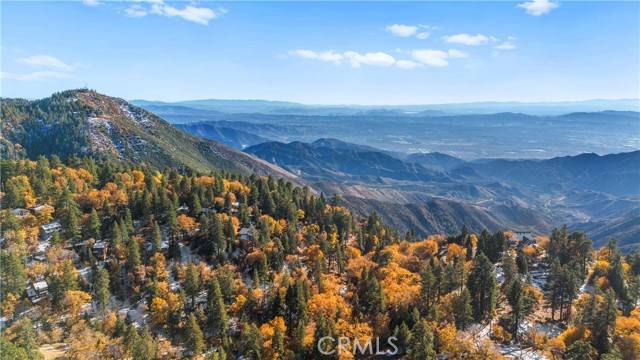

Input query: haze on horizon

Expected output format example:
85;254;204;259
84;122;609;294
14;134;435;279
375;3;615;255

1;1;639;104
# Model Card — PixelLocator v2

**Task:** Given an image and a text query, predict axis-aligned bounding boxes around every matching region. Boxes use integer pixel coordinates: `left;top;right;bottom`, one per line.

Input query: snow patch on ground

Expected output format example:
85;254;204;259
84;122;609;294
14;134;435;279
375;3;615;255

86;117;117;153
120;104;153;128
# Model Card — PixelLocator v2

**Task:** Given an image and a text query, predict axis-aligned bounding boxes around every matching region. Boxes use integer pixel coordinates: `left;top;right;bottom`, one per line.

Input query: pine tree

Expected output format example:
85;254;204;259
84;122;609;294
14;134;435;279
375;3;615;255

127;237;141;271
608;255;628;302
501;250;518;293
0;251;26;299
507;278;534;339
185;313;205;356
184;263;200;309
394;322;412;355
151;220;162;253
420;265;436;308
467;252;497;322
212;214;226;256
124;208;134;233
111;222;122;248
135;327;158;360
314;317;336;357
452;288;473;330
241;322;263;360
207;278;229;340
566;340;595;360
3;181;22;208
272;325;285;359
86;208;101;239
167;207;179;239
516;247;528;275
545;259;562;320
591;290;617;355
95;268;110;314
61;259;79;291
407;319;435;360
66;205;81;242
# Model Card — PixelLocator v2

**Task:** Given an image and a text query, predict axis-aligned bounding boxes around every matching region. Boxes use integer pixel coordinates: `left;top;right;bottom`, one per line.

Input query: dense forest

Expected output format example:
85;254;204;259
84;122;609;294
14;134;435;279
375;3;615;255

1;156;639;359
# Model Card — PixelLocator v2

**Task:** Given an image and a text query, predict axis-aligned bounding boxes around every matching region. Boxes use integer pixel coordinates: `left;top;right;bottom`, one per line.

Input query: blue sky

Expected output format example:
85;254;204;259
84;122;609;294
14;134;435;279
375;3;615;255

1;1;639;104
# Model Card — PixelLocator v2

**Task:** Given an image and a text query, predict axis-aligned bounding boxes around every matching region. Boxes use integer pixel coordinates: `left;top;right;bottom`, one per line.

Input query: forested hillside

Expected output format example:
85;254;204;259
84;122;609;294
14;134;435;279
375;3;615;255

0;89;295;179
1;156;639;359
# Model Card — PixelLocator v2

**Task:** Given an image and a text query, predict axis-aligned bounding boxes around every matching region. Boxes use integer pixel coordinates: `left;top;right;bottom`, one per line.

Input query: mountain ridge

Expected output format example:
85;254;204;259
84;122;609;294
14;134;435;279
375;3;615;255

1;89;298;180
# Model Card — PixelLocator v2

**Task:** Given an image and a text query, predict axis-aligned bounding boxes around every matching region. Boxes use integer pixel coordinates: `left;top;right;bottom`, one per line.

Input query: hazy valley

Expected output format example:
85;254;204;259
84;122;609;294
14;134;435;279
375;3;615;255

135;100;640;250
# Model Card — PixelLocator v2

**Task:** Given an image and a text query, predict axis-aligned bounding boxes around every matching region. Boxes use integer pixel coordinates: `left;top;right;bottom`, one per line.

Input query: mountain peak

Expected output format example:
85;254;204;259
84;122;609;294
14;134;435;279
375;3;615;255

1;90;299;180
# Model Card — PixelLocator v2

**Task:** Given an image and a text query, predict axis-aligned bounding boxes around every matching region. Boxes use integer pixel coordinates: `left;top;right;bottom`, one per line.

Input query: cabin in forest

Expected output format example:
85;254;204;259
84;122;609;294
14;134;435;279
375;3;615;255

40;220;62;241
11;208;29;218
238;226;256;250
92;241;108;260
26;280;49;303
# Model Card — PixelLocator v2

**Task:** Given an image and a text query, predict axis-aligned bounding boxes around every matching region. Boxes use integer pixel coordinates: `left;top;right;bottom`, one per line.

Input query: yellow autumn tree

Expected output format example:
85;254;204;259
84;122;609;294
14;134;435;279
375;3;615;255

380;262;421;311
63;290;92;322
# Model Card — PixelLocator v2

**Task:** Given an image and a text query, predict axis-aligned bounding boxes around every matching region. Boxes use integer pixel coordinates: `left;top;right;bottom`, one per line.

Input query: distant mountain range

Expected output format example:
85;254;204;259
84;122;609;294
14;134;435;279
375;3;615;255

140;103;640;160
242;138;640;248
133;98;640;116
466;151;640;197
244;139;451;183
176;122;270;150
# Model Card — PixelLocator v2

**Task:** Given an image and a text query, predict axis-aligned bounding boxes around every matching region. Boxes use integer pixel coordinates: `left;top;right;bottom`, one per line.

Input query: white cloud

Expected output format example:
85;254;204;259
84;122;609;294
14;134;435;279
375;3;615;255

410;49;449;67
386;24;432;40
117;0;219;25
82;0;102;6
386;24;418;38
395;60;419;70
18;55;73;72
125;5;147;18
495;41;516;50
150;2;217;25
444;33;490;46
344;51;396;68
517;0;558;16
1;71;70;81
447;49;469;58
288;49;343;64
289;47;466;70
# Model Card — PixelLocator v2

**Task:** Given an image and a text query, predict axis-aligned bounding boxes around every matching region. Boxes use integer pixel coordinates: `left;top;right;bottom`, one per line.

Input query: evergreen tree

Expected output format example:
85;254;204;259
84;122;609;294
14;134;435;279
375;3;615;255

0;251;26;299
124;208;134;233
314;317;336;357
394;322;412;355
566;340;595;360
591;290;617;355
127;237;141;271
207;278;229;340
185;313;205;356
407;319;435;360
66;205;81;242
516;247;528;275
61;260;79;291
86;208;101;239
501;250;518;293
184;263;200;309
151;220;162;253
452;288;473;330
95;268;110;315
467;253;497;322
212;214;226;256
608;254;628;302
507;278;535;339
241;322;263;360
